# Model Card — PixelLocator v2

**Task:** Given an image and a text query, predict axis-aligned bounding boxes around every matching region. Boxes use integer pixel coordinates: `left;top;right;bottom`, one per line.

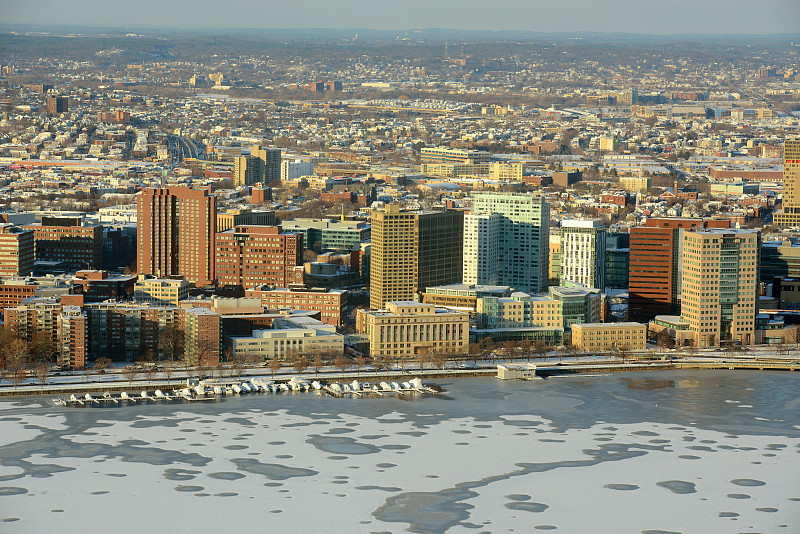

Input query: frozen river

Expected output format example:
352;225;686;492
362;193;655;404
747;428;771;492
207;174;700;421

0;370;798;533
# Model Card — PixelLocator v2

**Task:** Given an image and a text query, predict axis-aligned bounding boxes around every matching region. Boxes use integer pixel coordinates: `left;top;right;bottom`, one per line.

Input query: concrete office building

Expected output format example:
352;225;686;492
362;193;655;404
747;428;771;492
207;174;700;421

281;160;315;182
217;208;276;232
0;224;34;277
471;192;550;293
369;205;463;309
25;217;103;271
462;212;501;285
251;145;281;184
680;228;759;347
571;322;647;352
560;219;606;290
133;276;192;307
234;155;262;187
772;139;800;228
280;218;370;253
229;317;343;362
137;187;216;287
215;226;303;289
356;302;469;359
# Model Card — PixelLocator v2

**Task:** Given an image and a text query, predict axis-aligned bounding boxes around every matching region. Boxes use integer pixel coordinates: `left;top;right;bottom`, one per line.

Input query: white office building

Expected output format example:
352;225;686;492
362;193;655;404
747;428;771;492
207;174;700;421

560;219;606;290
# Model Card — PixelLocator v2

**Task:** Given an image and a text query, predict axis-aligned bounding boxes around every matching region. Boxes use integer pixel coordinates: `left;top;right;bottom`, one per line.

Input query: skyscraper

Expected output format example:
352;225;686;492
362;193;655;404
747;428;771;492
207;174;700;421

471;192;550;293
680;228;759;347
773;139;800;228
463;212;501;285
233;155;263;187
369;205;463;309
560;219;606;290
250;145;282;184
137;187;216;287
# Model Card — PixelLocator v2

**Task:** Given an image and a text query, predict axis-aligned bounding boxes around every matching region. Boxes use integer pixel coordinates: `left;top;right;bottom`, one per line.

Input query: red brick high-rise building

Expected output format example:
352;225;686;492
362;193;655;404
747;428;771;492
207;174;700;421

137;187;216;287
24;217;103;270
215;226;303;289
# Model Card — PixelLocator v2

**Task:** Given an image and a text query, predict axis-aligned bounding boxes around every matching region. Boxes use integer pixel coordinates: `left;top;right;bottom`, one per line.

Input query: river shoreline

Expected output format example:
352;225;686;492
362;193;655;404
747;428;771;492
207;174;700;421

2;358;798;399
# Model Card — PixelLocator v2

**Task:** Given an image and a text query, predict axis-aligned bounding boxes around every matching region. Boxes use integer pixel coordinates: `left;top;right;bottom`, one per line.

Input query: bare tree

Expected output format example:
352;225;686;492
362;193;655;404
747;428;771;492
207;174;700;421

269;357;281;377
335;354;352;373
5;339;29;374
122;365;140;385
292;354;309;375
417;347;430;370
9;369;27;389
431;349;448;370
159;325;185;362
354;355;365;375
312;352;323;375
94;357;112;371
34;363;49;386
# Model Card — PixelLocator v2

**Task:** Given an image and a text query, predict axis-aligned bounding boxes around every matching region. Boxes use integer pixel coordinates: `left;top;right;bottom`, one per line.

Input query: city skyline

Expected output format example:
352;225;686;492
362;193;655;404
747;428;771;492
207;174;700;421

2;0;799;35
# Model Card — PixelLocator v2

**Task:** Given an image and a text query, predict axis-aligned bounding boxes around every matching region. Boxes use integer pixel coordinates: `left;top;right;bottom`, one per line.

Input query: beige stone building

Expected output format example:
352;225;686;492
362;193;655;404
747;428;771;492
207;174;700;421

619;176;651;194
357;301;469;359
571;322;647;351
133;276;192;307
773;139;800;227
680;228;759;347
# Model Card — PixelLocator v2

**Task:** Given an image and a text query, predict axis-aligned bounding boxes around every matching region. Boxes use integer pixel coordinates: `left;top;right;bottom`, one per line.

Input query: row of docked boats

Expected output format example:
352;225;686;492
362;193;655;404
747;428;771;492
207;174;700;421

53;376;438;407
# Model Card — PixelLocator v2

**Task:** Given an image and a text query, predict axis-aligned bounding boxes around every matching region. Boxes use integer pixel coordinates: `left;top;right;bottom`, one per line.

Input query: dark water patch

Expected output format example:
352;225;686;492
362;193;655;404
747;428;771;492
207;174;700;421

106;473;126;477
194;493;210;497
455;442;468;446
51;509;64;512
503;420;541;427
224;445;248;450
223;417;257;427
131;418;196;428
174;485;204;492
641;531;682;534
264;482;282;487
687;446;715;452
328;455;347;460
91;490;109;495
214;492;238;497
649;439;671;444
595;437;613;441
678;455;701;460
179;428;196;433
631;431;659;436
539;438;565;443
268;441;285;445
208;471;245;480
452;430;471;434
717;445;735;450
731;479;766;487
282;421;328;428
682;436;696;442
727;493;750;499
269;509;282;513
163;468;201;481
762;453;777;457
789;497;800;501
756;507;779;512
373;442;653;533
534;526;557;530
656;481;696;494
506;494;531;501
604;484;639;491
426;475;438;478
0;487;28;496
307;435;381;455
506;501;549;513
474;424;492;429
327;427;356;435
718;512;739;518
361;434;392;440
2;518;20;522
276;454;292;459
699;439;716;444
231;458;317;480
381;444;411;450
332;480;348;484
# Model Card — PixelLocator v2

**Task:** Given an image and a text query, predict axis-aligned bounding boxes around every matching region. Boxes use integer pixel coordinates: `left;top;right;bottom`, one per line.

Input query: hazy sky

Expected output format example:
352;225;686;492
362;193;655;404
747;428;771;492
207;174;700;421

2;0;799;35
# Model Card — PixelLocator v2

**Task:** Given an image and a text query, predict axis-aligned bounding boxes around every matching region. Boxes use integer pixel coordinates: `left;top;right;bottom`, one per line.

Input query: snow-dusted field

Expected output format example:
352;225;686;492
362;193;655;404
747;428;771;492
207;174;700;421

0;371;798;533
